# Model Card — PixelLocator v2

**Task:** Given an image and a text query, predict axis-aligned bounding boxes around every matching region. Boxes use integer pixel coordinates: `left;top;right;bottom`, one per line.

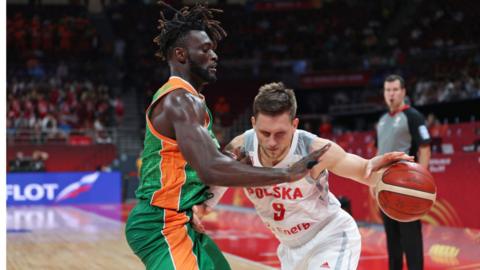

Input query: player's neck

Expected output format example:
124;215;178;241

389;102;406;113
259;147;290;167
170;71;204;91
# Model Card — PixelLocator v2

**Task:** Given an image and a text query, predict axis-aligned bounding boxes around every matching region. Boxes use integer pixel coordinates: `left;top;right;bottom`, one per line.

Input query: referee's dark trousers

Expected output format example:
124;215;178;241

382;212;424;270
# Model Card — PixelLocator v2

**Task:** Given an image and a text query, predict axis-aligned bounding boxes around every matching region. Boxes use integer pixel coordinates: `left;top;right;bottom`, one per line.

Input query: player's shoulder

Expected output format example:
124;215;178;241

227;129;256;150
229;133;246;148
403;106;422;115
403;106;426;121
156;89;205;121
242;129;257;151
379;111;390;120
237;129;255;143
244;129;255;137
296;129;331;149
165;87;200;104
296;129;318;140
310;136;332;149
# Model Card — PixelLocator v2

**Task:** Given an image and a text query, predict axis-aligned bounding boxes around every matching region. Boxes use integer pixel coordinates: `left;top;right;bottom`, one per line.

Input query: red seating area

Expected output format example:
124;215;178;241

330;131;377;158
436;122;478;153
329;121;479;158
7;144;116;172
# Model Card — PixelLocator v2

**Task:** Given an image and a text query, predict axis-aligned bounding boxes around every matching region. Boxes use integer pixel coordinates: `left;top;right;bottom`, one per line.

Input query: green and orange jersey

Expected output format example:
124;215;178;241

136;76;220;211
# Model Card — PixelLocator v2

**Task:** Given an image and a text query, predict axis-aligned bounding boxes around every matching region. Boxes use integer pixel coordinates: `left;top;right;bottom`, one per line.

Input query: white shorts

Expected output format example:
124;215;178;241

277;209;361;270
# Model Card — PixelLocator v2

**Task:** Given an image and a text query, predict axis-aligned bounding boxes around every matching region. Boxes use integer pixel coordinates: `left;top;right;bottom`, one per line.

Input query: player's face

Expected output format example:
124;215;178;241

252;112;298;160
384;80;406;110
186;31;218;83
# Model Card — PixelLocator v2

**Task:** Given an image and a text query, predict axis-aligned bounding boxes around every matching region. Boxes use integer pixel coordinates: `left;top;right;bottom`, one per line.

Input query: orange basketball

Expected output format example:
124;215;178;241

375;161;436;222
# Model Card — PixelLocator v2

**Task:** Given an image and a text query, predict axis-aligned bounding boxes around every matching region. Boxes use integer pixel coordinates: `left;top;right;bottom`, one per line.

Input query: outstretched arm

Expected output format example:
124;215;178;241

309;138;413;186
151;90;327;187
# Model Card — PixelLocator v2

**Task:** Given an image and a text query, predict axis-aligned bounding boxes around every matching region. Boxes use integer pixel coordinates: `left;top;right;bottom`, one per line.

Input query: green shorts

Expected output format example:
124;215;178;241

125;200;231;270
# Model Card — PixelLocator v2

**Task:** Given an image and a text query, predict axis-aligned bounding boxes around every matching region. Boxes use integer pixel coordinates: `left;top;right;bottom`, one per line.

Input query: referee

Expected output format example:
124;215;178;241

376;74;431;270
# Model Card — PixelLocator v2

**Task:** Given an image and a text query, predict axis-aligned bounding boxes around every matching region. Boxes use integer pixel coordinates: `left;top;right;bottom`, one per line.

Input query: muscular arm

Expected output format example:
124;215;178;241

202;134;246;208
151;90;317;187
310;138;412;187
310;138;372;185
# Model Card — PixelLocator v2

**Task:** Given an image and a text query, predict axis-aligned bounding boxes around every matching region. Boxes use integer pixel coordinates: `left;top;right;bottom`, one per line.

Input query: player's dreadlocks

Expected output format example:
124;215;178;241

154;1;227;61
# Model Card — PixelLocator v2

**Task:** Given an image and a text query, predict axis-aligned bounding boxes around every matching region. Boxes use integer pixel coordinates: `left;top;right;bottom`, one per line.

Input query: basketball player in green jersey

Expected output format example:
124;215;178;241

125;3;328;270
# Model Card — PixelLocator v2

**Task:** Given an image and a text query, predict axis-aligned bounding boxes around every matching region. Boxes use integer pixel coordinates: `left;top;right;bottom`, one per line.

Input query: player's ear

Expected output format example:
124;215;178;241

293;118;299;129
251;116;256;128
173;47;187;64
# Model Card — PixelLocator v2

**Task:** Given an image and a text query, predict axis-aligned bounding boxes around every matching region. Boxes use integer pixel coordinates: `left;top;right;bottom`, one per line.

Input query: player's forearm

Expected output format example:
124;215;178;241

203;186;228;208
199;155;290;186
330;153;376;187
362;160;384;187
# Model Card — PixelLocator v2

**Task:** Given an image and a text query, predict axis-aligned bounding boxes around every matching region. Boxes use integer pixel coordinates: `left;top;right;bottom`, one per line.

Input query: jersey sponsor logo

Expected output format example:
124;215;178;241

418;125;431;140
246;186;304;200
272;222;311;236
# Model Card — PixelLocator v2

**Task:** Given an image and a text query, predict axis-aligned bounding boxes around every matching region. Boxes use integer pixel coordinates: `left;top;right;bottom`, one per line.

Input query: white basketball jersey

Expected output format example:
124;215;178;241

242;129;341;247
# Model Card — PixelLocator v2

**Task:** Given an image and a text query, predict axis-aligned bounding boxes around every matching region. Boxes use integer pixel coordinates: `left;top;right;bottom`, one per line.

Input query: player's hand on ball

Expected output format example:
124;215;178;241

364;151;414;180
287;143;331;182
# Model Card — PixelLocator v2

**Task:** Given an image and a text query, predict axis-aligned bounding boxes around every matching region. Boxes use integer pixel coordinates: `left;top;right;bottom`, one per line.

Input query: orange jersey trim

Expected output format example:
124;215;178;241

150;140;187;210
162;210;199;270
145;77;210;144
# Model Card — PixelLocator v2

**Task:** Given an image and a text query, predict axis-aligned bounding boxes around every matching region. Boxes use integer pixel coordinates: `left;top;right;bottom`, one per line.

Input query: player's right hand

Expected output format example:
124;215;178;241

364;151;414;180
286;143;331;182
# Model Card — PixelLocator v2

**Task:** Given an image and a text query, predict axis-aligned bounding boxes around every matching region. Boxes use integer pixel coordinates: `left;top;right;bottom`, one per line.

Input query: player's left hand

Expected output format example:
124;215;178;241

223;147;252;165
191;204;212;233
365;152;414;180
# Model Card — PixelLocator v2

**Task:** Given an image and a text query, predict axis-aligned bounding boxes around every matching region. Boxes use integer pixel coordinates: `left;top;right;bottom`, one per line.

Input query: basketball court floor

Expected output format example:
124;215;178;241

7;204;480;270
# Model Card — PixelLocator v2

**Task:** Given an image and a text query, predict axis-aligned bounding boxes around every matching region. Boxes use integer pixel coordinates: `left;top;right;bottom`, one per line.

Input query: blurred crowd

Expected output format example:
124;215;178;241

7;77;124;144
7;7;125;145
6;1;479;148
7;12;100;60
413;76;480;106
105;0;478;77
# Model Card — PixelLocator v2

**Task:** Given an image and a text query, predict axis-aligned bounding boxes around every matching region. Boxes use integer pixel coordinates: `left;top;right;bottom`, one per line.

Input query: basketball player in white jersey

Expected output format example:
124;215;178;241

194;82;413;270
